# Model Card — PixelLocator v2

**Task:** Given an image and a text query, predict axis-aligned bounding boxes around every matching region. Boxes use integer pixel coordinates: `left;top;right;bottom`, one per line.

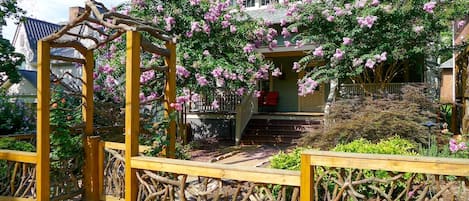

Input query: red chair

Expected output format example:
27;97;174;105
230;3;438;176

263;91;279;107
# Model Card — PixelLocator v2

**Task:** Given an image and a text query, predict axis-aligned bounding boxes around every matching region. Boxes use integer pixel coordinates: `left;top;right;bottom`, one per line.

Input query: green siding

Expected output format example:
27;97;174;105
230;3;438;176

272;57;300;112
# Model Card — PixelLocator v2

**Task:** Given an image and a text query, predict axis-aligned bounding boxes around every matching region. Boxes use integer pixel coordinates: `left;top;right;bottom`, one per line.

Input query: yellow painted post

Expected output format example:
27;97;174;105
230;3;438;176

37;40;51;201
164;41;176;158
82;50;99;200
84;136;100;201
300;153;314;201
98;141;105;200
125;31;140;201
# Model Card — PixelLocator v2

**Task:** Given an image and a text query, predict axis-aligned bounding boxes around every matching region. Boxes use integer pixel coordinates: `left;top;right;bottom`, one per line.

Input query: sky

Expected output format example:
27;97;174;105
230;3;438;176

2;0;127;42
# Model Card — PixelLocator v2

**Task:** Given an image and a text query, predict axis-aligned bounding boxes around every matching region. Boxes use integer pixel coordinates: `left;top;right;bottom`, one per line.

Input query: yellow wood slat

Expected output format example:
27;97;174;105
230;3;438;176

125;30;140;201
98;141;104;198
300;154;313;201
131;156;301;186
0;196;35;201
0;150;36;164
102;141;151;152
101;195;124;201
304;150;469;177
36;39;51;201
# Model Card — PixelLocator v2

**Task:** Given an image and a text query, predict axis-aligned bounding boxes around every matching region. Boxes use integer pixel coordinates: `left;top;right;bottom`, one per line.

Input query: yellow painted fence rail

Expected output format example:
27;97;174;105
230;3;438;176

0;149;37;201
301;150;469;201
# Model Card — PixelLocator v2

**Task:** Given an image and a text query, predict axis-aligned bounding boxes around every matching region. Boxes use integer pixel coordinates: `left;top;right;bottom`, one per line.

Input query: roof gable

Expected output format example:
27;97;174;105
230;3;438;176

23;17;62;52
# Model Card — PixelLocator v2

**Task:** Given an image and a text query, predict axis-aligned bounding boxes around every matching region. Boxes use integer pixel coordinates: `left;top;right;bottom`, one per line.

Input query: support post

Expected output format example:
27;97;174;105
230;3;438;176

84;136;100;201
37;40;51;201
82;50;99;200
300;153;314;201
125;31;140;201
98;141;105;200
164;41;176;158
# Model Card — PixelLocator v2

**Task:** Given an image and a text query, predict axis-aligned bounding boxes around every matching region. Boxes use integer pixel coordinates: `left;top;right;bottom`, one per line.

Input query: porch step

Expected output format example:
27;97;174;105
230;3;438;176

240;116;323;145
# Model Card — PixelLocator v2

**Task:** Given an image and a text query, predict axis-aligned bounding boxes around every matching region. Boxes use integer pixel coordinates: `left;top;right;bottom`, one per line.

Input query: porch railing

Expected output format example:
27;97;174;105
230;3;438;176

189;92;242;113
234;91;257;145
339;82;425;98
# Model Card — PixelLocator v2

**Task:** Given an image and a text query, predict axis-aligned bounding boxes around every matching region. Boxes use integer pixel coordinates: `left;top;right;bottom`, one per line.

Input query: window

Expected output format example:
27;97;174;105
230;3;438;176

261;0;278;6
244;0;255;7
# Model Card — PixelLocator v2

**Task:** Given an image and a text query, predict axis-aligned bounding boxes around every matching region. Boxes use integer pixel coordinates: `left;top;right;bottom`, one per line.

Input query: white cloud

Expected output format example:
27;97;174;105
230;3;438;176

3;0;127;42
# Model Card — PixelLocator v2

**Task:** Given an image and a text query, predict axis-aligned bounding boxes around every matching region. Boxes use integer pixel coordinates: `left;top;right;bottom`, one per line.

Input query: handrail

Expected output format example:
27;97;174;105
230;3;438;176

303;150;469;176
0;149;37;164
234;91;257;145
102;141;151;152
339;82;425;97
131;156;300;186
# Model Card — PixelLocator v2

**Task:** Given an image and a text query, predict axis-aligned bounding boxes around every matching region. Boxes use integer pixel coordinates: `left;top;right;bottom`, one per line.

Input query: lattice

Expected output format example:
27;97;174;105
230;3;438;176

0;160;36;198
103;147;299;201
312;166;469;201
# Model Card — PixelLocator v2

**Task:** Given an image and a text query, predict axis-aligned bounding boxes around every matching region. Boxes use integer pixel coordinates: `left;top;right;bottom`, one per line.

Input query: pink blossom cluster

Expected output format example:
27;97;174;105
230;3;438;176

140;70;155;84
272;68;282;77
298;78;318;96
254;65;270;80
333;49;344;61
423;2;436;14
176;65;191;79
195;73;208;86
98;64;114;74
140;92;159;103
292;62;301;72
164;16;175;31
170;89;200;111
365;52;387;69
357;15;378;28
449;139;467;153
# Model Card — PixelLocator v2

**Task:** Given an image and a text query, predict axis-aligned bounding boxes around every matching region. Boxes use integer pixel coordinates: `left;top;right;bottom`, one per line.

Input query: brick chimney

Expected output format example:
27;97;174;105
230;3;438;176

69;6;85;22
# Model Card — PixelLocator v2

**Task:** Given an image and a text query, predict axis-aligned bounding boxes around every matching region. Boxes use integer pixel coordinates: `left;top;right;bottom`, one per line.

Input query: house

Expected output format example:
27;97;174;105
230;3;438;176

186;1;430;145
2;14;87;103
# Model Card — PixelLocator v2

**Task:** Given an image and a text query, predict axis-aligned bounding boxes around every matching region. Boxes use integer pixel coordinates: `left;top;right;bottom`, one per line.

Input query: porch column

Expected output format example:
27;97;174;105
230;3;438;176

164;41;176;158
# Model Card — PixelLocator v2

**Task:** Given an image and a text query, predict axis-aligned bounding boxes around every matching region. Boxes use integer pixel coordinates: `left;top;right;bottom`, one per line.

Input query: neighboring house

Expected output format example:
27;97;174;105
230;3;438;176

439;58;453;104
3;16;85;103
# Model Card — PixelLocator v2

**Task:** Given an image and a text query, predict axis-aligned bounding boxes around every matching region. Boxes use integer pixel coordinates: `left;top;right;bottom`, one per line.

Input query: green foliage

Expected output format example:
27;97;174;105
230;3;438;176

49;86;83;170
0;137;34;152
0;0;24;26
284;0;469;87
270;148;303;171
332;137;416;155
0;90;35;134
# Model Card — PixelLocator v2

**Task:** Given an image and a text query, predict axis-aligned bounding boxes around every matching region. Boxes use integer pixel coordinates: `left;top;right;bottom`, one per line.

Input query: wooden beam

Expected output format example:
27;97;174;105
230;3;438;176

141;37;170;57
125;31;140;201
102;141;151;152
50;55;86;64
303;150;469;177
131;156;301;186
263;50;307;58
0;150;37;164
98;141;105;199
164;42;176;158
50;41;88;57
37;40;51;201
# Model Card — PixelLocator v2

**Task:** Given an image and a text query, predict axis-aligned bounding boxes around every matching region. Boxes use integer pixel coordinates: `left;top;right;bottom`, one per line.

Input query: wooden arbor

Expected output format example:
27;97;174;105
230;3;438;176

36;1;176;200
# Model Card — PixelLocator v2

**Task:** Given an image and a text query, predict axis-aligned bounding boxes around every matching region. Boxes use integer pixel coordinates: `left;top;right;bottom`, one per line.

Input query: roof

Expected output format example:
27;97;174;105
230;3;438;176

23;18;62;53
18;70;38;88
13;17;76;62
440;58;453;69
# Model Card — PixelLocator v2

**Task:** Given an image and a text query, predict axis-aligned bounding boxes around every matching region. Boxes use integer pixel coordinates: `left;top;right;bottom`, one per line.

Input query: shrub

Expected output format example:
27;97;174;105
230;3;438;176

0;90;35;134
270;148;303;171
300;85;437;149
332;137;416;155
0;137;34;152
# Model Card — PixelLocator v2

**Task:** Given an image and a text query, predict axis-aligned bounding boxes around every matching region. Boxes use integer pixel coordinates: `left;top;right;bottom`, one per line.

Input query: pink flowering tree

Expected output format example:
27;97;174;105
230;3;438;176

281;0;468;96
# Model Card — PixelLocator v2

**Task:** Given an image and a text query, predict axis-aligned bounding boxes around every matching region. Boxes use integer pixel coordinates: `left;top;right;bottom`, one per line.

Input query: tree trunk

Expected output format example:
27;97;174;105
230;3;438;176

323;79;338;129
